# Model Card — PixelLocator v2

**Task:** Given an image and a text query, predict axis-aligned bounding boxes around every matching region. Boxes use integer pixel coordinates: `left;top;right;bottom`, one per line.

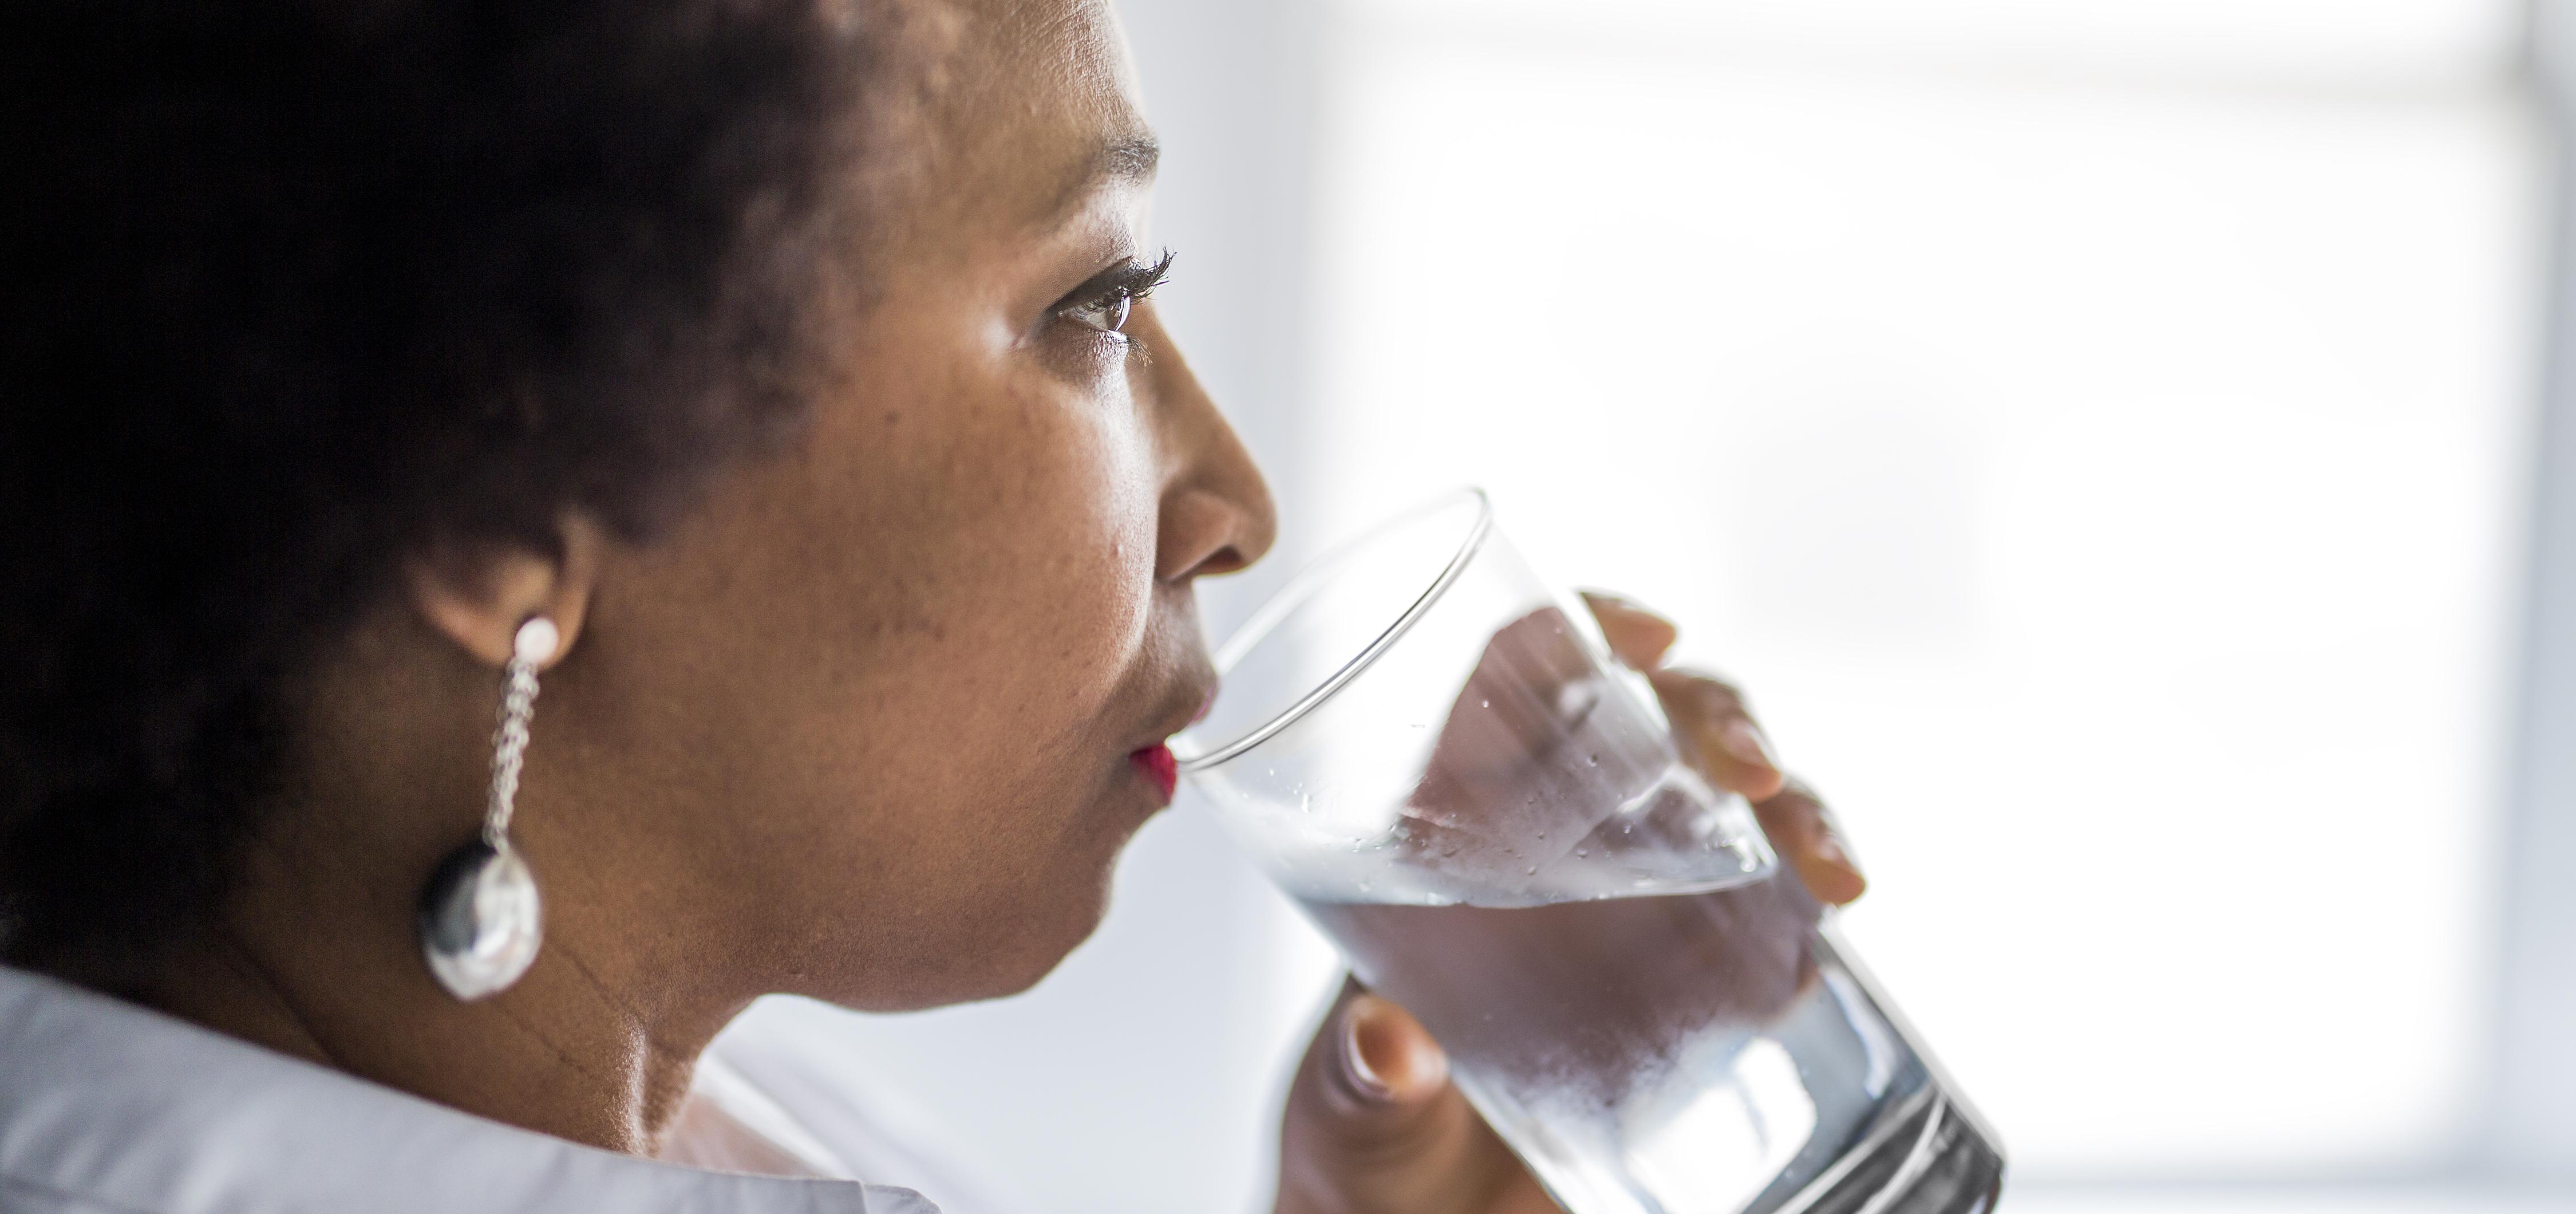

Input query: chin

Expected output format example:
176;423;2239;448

812;793;1147;1009
961;802;1159;994
837;865;1119;1011
975;876;1118;998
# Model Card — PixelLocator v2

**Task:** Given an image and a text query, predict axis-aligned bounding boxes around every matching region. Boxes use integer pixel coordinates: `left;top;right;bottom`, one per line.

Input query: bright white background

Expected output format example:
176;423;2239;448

724;1;2576;1211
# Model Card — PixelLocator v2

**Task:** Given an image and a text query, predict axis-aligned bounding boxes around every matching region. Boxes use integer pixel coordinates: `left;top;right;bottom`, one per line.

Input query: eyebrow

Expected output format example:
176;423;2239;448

1041;133;1161;225
1099;134;1160;183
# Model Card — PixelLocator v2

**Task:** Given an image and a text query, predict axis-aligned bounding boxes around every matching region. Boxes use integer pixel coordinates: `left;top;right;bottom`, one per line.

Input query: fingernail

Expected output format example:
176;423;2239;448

1582;589;1642;613
1810;822;1865;884
1339;997;1396;1101
1812;830;1852;871
1720;719;1777;770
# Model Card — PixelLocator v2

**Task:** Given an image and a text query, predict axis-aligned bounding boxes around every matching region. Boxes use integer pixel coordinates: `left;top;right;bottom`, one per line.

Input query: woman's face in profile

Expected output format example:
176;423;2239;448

512;0;1274;1011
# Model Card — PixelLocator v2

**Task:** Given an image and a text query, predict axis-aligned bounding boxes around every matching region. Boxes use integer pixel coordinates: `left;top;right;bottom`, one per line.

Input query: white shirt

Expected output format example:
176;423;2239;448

0;965;951;1214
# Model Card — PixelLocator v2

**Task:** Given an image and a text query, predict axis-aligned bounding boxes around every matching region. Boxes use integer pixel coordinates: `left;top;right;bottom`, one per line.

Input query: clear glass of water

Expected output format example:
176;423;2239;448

1175;488;2004;1214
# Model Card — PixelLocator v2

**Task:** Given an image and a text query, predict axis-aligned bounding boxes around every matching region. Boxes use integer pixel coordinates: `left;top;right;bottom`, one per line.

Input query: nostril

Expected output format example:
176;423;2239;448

1194;545;1247;578
1156;488;1269;581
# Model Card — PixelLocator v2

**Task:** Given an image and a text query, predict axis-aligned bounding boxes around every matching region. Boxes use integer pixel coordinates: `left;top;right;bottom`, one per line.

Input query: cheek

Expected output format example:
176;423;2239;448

912;377;1161;728
782;372;1164;990
579;343;1168;986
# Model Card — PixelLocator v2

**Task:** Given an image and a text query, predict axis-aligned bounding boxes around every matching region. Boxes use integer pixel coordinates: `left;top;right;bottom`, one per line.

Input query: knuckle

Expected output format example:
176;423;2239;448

1581;588;1659;617
1653;665;1747;713
1757;776;1823;813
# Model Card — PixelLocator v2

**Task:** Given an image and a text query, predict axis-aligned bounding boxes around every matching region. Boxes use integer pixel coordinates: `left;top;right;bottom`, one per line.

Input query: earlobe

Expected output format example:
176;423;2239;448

401;515;603;670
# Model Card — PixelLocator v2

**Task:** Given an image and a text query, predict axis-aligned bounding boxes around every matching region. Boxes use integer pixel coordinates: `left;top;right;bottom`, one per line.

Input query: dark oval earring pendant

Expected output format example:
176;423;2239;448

417;839;542;1001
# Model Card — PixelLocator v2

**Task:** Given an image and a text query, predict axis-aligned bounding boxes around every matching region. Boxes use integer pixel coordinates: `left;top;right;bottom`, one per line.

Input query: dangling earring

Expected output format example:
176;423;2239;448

418;615;558;1000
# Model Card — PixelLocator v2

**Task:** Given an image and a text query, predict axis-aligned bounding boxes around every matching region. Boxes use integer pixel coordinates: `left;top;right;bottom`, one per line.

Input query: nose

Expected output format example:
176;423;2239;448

1134;303;1278;582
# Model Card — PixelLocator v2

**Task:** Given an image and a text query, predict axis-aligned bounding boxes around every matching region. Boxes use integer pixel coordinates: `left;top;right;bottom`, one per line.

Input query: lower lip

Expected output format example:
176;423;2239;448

1130;743;1178;805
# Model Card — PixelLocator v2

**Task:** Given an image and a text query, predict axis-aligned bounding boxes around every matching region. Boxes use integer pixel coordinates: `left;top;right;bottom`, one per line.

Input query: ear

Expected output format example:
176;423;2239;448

401;514;605;671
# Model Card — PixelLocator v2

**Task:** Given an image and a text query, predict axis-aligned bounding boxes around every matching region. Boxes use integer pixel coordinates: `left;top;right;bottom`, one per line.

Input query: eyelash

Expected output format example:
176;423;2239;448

1053;249;1176;337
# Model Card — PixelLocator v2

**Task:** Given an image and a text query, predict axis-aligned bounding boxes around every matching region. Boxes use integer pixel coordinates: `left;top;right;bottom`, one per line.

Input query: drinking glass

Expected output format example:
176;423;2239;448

1175;489;2004;1214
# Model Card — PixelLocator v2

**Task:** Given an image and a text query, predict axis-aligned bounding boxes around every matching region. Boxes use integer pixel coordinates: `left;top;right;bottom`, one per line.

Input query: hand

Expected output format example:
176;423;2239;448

1271;592;1864;1214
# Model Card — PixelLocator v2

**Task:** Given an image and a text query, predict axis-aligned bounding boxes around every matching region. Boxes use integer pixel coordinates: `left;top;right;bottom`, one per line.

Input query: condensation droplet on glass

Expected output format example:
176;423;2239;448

1575;849;1589;858
1480;699;1490;708
1586;754;1599;767
1524;865;1538;876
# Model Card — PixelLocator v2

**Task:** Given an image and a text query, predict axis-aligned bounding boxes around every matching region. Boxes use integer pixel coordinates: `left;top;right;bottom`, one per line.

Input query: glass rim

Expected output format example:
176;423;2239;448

1175;487;1495;774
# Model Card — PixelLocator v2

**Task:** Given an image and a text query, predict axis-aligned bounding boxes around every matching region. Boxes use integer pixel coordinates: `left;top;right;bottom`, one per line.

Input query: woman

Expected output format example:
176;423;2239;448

0;1;1868;1211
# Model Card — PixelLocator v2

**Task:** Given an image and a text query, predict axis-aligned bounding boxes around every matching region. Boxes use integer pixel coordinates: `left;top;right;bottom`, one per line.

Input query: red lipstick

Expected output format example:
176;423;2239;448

1130;743;1178;805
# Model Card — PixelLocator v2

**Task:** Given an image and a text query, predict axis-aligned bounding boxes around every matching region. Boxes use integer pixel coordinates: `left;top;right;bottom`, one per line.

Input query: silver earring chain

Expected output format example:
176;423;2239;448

484;617;558;848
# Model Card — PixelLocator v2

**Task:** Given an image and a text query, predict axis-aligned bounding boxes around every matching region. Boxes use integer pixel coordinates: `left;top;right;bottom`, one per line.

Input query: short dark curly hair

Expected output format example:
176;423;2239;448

0;1;882;976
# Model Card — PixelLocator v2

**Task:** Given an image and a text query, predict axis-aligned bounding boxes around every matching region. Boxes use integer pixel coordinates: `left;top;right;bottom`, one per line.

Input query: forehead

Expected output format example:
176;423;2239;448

883;0;1152;234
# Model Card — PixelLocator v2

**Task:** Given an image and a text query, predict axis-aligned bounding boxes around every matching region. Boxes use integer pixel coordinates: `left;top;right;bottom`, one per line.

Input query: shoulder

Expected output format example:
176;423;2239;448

0;967;940;1214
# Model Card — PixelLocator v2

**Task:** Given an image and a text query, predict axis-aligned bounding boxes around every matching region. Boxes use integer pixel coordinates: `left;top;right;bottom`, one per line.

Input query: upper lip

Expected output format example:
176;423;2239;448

1135;678;1218;752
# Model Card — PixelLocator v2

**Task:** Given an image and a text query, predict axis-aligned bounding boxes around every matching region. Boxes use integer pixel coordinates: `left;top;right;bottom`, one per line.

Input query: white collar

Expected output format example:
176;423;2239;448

0;965;935;1214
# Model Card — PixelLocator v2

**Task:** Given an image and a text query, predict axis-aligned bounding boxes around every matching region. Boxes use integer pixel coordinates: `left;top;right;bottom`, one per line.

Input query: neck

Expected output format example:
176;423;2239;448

101;604;765;1157
120;835;738;1157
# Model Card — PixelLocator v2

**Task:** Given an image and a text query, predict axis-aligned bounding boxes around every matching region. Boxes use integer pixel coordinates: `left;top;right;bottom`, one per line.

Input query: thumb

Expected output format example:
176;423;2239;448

1278;985;1530;1214
1326;991;1452;1122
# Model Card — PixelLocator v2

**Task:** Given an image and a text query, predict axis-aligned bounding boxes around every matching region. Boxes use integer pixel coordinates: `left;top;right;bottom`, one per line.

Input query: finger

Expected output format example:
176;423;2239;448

1338;990;1452;1110
1279;980;1529;1214
1646;667;1787;802
1753;779;1867;905
1579;590;1678;671
1329;992;1564;1214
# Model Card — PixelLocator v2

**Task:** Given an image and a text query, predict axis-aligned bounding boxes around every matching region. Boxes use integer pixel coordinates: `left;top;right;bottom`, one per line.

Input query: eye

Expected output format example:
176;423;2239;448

1052;250;1176;337
1062;290;1133;334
